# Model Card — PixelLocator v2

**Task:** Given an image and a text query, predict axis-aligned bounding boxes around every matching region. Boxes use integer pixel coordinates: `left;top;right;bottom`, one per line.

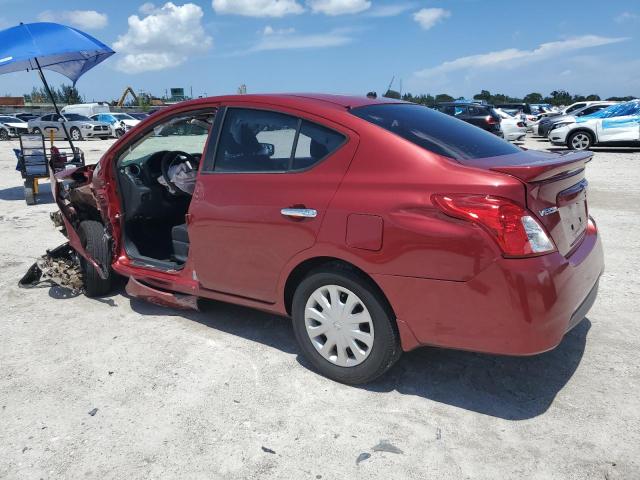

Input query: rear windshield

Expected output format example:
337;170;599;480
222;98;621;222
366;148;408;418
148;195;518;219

351;103;520;160
582;100;640;119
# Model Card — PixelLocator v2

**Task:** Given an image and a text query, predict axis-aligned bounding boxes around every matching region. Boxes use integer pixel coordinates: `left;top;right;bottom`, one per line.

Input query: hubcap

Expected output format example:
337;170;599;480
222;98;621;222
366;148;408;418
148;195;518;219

572;133;590;150
304;285;374;367
72;130;80;140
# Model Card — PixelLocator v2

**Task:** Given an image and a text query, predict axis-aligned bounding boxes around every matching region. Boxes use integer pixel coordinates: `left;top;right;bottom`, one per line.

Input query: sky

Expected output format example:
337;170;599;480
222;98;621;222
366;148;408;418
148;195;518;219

0;0;638;101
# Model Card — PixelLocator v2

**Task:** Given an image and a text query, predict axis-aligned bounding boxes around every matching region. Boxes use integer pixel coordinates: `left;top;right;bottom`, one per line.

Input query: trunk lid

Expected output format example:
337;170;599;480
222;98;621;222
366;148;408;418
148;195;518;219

460;149;592;257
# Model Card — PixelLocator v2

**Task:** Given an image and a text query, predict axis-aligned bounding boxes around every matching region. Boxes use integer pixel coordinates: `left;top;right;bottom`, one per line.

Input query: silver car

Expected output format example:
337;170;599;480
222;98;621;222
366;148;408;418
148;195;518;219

28;113;111;140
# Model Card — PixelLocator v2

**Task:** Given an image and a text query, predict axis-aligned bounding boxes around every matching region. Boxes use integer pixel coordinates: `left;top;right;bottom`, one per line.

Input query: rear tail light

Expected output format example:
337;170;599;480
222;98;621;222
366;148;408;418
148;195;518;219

432;194;556;257
485;115;497;125
517;121;525;128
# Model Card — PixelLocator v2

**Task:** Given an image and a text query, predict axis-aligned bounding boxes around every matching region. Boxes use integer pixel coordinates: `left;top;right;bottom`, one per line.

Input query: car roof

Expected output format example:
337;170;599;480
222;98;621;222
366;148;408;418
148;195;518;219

170;93;406;111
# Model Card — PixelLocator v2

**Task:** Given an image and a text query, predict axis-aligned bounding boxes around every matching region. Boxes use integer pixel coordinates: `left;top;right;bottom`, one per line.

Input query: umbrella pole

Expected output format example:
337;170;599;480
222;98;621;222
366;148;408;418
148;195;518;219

34;57;76;155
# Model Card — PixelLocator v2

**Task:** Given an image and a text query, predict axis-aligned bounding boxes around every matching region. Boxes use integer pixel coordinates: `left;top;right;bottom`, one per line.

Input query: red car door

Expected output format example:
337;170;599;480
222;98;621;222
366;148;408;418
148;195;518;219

188;105;358;303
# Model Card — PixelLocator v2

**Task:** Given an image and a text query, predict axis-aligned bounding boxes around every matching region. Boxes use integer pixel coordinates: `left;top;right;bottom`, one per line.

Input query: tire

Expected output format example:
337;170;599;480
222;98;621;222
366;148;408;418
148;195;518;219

292;267;401;384
0;129;9;141
568;131;593;150
78;220;112;297
70;127;82;141
32;127;42;135
24;180;35;205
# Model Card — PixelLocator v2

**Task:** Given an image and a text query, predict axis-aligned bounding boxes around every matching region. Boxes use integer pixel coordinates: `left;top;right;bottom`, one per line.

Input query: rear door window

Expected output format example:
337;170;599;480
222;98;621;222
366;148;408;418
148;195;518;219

468;106;487;116
292;121;345;170
351;103;520;160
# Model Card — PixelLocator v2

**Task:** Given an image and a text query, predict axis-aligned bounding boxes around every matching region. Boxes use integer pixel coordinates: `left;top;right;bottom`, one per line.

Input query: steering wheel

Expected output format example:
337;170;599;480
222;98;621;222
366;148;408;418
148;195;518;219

160;150;197;196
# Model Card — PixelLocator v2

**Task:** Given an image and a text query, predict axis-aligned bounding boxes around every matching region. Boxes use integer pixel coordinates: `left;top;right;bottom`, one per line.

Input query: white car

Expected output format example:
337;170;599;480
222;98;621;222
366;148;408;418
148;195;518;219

0;115;29;139
548;100;640;150
495;108;527;142
90;112;140;137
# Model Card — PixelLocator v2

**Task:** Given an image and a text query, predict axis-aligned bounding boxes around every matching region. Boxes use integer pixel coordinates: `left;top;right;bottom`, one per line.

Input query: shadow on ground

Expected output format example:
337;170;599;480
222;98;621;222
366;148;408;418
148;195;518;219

0;182;55;204
122;292;590;420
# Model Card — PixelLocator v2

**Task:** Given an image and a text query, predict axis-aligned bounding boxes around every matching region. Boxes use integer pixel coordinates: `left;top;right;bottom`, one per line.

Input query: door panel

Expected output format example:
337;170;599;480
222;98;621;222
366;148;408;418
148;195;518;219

597;116;640;142
189;107;358;303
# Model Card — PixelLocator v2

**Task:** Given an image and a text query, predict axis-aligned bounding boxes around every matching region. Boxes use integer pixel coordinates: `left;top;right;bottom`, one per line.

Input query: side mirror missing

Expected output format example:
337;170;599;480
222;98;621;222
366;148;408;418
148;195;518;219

259;143;275;156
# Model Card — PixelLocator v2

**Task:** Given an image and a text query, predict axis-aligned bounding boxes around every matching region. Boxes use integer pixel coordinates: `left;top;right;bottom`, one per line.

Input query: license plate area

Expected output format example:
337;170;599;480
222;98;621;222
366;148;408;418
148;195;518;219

558;179;588;246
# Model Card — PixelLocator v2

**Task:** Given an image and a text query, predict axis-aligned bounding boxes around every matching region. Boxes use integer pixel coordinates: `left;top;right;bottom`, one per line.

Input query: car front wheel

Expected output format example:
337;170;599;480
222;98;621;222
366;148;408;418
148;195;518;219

292;268;401;384
568;131;593;150
78;220;113;297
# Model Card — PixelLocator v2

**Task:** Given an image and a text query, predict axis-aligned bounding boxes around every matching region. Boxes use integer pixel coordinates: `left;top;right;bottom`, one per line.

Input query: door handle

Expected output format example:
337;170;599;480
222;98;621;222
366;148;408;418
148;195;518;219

281;208;317;219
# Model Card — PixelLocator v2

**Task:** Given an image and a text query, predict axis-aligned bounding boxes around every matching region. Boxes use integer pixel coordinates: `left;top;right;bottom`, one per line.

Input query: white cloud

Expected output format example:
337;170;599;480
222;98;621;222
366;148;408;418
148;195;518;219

368;3;415;17
240;28;352;53
413;8;450;30
414;35;629;81
37;10;108;30
615;11;639;23
212;0;304;17
114;2;212;73
263;25;296;35
139;2;157;14
306;0;370;15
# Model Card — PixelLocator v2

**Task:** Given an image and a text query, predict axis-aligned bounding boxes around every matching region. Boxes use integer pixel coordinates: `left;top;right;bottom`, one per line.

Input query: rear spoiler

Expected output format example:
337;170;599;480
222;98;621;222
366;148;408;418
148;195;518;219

488;150;593;183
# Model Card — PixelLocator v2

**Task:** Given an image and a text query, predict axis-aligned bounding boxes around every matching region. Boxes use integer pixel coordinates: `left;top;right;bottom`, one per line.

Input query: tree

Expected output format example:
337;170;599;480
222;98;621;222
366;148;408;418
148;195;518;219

585;94;601;101
605;96;635;101
523;92;543;104
546;90;572;106
435;93;454;103
59;84;83;104
473;90;492;103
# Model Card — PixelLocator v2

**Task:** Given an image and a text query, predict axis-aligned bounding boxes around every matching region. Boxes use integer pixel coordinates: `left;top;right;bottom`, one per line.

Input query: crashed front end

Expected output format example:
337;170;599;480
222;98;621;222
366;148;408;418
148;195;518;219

19;163;111;293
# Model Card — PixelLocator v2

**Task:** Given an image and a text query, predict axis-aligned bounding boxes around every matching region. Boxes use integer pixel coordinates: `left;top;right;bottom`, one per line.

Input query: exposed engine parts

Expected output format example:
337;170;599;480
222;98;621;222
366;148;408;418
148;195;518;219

19;243;84;293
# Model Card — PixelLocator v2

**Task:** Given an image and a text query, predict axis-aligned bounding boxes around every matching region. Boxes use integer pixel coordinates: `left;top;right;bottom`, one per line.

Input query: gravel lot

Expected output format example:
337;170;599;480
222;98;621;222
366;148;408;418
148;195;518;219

1;136;638;480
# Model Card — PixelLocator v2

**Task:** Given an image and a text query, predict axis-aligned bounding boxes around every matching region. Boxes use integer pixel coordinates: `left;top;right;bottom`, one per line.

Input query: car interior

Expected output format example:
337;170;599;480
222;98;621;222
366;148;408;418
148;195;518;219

115;110;216;269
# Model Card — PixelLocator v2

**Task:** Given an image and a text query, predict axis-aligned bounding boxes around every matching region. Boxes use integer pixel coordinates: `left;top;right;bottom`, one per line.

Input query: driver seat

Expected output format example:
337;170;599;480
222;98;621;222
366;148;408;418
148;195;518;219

171;223;189;264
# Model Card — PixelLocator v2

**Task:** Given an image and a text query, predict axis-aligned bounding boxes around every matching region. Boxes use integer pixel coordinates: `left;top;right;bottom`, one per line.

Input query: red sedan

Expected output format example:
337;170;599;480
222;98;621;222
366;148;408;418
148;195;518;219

45;94;604;384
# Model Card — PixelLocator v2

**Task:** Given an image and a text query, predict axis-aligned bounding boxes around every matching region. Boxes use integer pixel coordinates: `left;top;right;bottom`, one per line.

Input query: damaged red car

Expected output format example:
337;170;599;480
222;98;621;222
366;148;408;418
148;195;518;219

24;94;604;384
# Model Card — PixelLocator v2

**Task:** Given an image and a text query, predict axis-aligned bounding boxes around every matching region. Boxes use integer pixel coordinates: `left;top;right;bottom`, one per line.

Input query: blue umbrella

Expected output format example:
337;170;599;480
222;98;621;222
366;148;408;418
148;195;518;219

0;22;114;150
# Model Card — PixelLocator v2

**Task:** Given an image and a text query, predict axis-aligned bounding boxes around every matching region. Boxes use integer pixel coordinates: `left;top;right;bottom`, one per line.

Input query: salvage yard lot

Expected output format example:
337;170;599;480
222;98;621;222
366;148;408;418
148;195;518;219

0;137;638;479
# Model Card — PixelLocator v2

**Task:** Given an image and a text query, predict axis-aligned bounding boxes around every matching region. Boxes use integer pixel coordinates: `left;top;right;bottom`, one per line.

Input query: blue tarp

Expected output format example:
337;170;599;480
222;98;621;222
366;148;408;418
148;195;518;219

0;22;114;84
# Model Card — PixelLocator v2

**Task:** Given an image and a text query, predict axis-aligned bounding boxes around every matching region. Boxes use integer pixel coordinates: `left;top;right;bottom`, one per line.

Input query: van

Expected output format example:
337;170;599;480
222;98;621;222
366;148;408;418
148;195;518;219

61;102;110;117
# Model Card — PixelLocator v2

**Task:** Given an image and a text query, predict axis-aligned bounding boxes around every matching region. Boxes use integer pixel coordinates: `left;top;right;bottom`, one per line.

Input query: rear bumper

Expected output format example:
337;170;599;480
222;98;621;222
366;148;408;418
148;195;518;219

374;222;604;355
505;131;526;141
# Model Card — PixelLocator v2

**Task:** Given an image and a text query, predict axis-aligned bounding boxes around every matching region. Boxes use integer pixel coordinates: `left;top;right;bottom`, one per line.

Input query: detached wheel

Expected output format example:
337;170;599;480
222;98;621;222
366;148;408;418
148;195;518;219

24;179;35;205
78;220;112;297
568;131;593;150
70;127;82;141
292;268;401;384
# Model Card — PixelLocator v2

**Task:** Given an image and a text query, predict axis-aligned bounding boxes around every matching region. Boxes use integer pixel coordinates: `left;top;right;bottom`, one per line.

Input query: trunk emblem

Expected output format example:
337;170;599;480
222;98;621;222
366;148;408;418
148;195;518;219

539;206;559;217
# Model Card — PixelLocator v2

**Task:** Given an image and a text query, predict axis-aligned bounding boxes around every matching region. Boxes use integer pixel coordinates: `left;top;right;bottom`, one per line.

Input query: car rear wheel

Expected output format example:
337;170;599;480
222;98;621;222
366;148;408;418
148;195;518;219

70;127;82;141
32;127;41;135
292;268;401;384
568;131;593;150
78;220;113;297
0;129;9;141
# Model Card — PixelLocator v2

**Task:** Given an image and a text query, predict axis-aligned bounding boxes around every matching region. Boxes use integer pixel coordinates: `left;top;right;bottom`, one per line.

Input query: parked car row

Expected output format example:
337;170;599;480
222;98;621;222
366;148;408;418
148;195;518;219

434;102;527;142
0;110;150;141
531;99;640;150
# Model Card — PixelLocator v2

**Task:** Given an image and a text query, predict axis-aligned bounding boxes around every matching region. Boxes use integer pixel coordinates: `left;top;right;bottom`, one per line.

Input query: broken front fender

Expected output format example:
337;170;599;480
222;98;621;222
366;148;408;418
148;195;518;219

50;164;110;280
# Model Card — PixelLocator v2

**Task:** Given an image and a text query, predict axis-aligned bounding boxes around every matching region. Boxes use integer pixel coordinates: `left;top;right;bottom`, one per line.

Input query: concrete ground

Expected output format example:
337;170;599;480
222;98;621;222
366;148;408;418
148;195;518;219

0;136;638;480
